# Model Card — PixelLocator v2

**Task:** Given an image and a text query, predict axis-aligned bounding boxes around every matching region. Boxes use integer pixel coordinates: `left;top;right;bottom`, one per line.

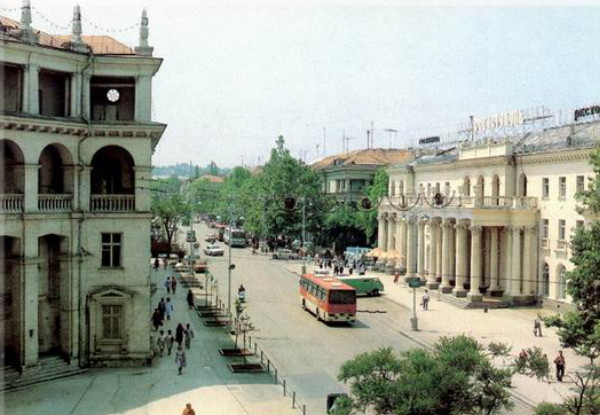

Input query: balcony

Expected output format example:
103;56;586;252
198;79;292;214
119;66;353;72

38;194;73;212
90;195;135;212
382;195;538;210
0;194;23;212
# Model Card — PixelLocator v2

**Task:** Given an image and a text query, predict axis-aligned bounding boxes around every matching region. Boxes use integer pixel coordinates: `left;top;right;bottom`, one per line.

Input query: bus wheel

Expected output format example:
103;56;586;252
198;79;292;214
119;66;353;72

315;309;321;321
372;289;379;296
302;300;307;310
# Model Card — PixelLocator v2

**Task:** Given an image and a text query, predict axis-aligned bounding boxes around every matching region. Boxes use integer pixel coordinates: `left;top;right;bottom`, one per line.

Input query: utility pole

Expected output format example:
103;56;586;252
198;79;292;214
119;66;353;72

316;144;320;159
366;130;370;149
370;121;375;148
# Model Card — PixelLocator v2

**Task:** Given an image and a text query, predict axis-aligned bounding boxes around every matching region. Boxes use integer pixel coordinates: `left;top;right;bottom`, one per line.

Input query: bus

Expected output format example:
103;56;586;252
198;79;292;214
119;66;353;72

223;227;246;247
336;276;384;296
215;224;226;241
299;274;356;323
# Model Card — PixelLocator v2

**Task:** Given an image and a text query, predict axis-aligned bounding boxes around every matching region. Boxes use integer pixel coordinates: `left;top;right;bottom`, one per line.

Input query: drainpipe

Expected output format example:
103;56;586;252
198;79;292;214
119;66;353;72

76;52;93;366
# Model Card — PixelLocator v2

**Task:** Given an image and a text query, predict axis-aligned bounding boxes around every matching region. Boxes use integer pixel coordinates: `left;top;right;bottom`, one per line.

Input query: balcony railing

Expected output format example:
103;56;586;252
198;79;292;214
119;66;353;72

90;194;135;212
38;194;73;211
0;194;23;212
556;240;568;251
382;194;538;210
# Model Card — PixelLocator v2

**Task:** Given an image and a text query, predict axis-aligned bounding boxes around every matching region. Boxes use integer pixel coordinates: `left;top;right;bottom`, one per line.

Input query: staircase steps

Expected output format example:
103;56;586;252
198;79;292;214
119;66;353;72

0;356;87;392
437;293;510;309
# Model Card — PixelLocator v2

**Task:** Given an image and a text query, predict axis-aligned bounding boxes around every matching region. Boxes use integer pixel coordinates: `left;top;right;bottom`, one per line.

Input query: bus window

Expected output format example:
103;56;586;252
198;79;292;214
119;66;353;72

329;290;356;304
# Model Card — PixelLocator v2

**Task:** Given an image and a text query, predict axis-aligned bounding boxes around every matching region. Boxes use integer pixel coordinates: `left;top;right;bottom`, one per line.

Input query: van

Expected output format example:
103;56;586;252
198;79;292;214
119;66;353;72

336;276;384;296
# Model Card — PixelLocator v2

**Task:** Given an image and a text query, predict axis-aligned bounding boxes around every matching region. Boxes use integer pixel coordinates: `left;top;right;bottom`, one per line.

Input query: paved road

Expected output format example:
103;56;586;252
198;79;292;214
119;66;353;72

193;223;421;415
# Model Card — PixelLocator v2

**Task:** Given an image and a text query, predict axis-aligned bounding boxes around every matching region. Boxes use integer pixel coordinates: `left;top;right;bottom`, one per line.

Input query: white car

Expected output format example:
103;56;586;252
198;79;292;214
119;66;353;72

204;244;224;256
272;249;299;260
174;262;191;273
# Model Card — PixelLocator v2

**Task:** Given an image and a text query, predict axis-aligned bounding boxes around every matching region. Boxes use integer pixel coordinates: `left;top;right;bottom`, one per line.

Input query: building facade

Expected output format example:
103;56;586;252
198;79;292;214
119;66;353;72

377;121;598;309
0;3;165;368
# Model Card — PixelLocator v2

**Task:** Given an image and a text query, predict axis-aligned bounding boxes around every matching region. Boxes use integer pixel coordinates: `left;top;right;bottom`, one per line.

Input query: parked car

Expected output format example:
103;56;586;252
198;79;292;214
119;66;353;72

204;244;224;256
194;260;208;273
272;249;299;260
204;234;216;243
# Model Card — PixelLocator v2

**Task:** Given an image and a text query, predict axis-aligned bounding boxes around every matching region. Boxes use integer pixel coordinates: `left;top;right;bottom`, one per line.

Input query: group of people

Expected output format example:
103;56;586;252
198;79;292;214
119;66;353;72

151;297;174;329
155;322;194;375
314;254;367;275
165;275;178;294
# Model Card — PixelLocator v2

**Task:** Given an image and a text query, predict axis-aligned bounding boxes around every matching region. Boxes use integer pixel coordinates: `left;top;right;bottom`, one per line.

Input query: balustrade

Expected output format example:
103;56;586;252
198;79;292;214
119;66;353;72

0;194;23;212
38;194;73;211
90;194;135;212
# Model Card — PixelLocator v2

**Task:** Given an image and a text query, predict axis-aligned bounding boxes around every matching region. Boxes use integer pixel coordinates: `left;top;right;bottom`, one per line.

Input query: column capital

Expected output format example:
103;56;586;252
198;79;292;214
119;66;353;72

524;225;537;235
442;219;453;229
511;225;523;233
470;225;483;234
418;217;427;227
428;219;440;229
454;221;468;231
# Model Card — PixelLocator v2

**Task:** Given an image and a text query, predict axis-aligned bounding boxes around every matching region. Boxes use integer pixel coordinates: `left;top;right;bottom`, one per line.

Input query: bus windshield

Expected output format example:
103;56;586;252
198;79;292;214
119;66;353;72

329;290;356;304
232;231;245;239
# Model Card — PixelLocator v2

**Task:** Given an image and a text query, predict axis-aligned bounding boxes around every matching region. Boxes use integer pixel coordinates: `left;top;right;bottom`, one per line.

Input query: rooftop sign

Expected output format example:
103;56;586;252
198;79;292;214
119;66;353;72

473;110;524;133
574;105;600;122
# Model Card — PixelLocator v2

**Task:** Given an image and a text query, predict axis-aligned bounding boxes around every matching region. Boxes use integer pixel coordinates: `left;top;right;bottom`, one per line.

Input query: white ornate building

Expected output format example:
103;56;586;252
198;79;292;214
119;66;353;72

0;2;165;368
377;120;599;309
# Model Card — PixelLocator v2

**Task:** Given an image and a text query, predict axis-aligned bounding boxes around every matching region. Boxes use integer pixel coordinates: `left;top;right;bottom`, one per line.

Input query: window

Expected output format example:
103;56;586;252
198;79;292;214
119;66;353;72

542;263;550;297
558;266;567;299
558;220;566;240
576;175;585;194
101;233;122;267
542;219;549;239
542;178;549;199
102;304;122;339
559;177;566;199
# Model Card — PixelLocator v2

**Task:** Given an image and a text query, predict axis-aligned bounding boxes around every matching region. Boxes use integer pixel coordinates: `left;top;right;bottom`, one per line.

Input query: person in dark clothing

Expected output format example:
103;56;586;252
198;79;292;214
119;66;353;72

175;323;185;346
158;298;166;323
151;308;162;331
186;289;195;310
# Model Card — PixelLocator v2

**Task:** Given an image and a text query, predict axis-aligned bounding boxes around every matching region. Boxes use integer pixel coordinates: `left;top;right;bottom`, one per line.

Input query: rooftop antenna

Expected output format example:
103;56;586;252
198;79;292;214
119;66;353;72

384;128;398;148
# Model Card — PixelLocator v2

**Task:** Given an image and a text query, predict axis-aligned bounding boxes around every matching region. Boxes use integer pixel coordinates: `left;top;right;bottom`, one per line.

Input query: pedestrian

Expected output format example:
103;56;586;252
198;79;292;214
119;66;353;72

421;290;430;310
394;273;400;283
554;350;566;382
534;317;543;337
184;323;194;349
176;323;185;346
151;308;162;331
166;329;175;355
165;297;174;320
186;289;195;310
171;277;177;295
182;403;196;415
158;298;166;322
154;258;159;269
163;259;167;270
517;349;528;368
175;345;187;375
157;330;166;356
165;276;171;294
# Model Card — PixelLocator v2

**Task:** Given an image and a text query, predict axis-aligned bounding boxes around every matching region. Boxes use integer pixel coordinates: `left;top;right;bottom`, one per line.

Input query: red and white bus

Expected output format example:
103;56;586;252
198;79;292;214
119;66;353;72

299;274;357;323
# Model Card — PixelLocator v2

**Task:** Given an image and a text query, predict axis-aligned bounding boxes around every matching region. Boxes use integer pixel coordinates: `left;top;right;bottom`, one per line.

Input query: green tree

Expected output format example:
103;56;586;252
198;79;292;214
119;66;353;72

151;176;189;248
356;168;388;245
335;335;515;415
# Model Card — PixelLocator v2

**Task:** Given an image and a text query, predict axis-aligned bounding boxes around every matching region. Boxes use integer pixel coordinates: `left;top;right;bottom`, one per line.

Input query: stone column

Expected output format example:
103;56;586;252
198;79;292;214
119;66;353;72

135;75;152;122
427;220;439;288
452;221;468;296
23;64;40;114
487;227;501;295
440;219;453;293
436;221;442;279
522;226;536;296
134;166;152;212
506;227;522;300
406;218;417;278
22;237;40;367
387;214;395;255
448;222;455;283
70;72;82;118
378;214;387;251
81;74;91;121
400;218;408;266
24;164;40;212
468;225;483;301
501;227;512;294
79;166;92;212
417;218;426;279
396;217;405;266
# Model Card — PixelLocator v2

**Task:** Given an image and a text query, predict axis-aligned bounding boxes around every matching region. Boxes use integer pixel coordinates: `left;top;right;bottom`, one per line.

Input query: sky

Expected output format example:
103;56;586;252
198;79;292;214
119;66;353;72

4;0;600;167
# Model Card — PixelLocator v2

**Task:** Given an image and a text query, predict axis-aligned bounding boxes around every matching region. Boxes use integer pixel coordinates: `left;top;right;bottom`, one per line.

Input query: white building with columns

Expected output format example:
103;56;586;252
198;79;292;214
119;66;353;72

377;120;599;309
0;2;165;368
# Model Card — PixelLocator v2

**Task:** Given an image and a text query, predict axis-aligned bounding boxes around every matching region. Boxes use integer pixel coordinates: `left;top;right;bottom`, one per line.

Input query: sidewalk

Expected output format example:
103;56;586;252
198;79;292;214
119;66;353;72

4;266;297;415
288;263;588;409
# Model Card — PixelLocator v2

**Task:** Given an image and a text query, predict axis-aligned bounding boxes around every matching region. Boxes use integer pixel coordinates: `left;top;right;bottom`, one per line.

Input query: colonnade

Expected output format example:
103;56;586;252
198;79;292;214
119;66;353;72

378;213;537;301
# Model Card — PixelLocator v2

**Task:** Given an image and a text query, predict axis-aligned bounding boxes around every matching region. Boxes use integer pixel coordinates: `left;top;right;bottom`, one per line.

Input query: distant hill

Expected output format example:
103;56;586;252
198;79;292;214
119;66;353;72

152;163;230;179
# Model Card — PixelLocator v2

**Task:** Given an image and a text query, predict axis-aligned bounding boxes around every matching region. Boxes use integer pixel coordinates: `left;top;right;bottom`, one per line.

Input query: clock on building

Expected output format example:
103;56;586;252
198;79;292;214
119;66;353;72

106;88;120;103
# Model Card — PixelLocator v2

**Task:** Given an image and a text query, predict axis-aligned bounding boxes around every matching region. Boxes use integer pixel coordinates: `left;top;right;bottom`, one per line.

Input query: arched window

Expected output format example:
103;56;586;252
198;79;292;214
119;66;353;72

399;180;404;195
478;175;485;197
492;174;500;205
390;181;396;196
542;263;550;297
0;140;25;194
519;173;528;197
38;144;73;194
91;146;135;195
557;265;567;299
463;177;471;196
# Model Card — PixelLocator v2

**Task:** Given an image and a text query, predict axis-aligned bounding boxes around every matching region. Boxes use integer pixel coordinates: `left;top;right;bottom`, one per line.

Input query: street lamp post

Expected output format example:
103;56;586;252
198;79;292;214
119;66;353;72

301;196;307;275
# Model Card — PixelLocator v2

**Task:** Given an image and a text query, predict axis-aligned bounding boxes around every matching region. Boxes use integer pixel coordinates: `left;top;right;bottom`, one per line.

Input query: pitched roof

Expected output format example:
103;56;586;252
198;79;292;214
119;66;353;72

0;15;135;55
198;174;225;183
311;148;414;170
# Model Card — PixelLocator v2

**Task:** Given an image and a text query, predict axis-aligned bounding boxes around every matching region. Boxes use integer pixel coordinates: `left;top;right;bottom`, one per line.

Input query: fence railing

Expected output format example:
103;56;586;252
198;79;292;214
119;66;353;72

0;194;23;212
38;194;72;211
382;194;537;210
90;194;135;212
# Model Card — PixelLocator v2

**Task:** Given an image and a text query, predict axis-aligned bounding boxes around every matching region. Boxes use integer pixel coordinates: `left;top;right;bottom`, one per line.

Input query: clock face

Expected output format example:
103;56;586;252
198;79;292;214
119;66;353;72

106;88;120;103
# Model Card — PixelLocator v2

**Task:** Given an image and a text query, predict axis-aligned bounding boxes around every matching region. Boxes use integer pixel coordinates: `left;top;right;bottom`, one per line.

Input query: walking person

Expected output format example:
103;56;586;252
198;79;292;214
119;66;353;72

182;403;196;415
175;345;187;375
151;308;162;331
158;298;166;323
157;330;166;356
534;317;543;337
186;289;195;310
165;276;171;294
554;350;566;382
184;323;194;349
166;330;175;355
175;323;185;346
171;277;177;295
165;297;174;321
421;290;430;310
